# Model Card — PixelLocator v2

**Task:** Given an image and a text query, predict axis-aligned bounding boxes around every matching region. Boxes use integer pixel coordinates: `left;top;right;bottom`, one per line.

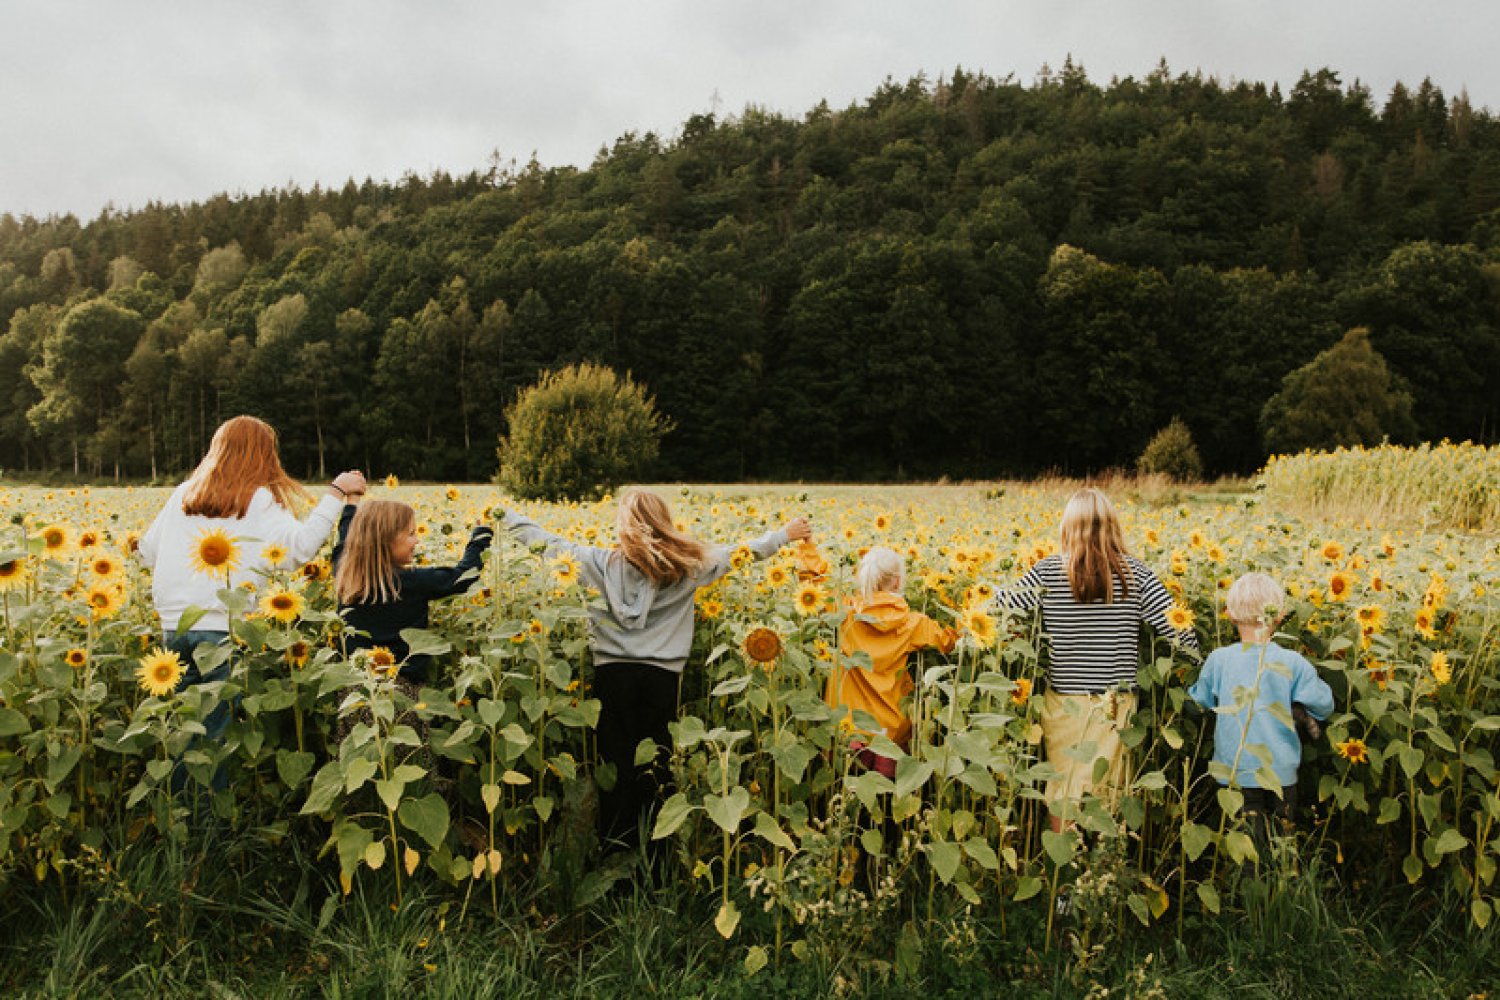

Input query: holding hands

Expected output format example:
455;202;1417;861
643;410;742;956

330;470;367;501
783;516;812;542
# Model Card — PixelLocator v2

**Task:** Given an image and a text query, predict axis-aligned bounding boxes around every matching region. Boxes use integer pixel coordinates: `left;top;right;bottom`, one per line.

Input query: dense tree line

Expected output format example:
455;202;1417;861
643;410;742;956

2;61;1499;481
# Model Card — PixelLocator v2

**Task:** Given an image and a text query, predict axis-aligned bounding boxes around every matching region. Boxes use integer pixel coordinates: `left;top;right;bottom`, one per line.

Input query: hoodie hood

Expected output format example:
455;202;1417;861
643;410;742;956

849;593;916;633
599;554;658;630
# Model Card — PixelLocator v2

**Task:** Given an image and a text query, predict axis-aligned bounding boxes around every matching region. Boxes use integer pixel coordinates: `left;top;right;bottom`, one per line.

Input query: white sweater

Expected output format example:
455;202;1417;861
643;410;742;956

138;484;343;632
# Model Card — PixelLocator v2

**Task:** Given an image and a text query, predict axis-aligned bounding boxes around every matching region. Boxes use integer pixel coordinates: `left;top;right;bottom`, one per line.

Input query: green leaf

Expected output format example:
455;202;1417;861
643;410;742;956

45;746;83;792
1041;829;1077;868
714;900;740;939
744;945;768;976
0;708;31;737
651;793;695;840
343;757;378;795
1197;883;1220;914
753;811;795;851
397;793;450;848
301;763;344;814
1223;830;1258;865
704;786;752;833
963;838;1000;870
893;758;934;799
633;738;658;766
399;628;451;659
711;674;752;697
926;840;962;884
1430;828;1469;856
895;921;922;982
481;783;501;814
1474;899;1493;929
276;750;315;789
1216;786;1244;818
1403;853;1424;884
1181;822;1214;862
374;779;405;812
1013;875;1043;901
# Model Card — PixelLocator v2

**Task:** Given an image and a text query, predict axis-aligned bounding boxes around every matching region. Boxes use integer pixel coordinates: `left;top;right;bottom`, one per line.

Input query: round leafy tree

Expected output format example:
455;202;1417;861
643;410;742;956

1137;417;1203;481
1260;327;1417;456
497;363;668;500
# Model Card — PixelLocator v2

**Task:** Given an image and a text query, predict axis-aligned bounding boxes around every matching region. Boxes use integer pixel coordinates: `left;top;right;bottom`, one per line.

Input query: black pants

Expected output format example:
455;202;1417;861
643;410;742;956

593;662;680;849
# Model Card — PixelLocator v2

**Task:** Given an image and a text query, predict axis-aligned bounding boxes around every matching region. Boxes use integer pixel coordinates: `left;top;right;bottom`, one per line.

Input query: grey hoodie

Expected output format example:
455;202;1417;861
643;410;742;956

502;510;790;673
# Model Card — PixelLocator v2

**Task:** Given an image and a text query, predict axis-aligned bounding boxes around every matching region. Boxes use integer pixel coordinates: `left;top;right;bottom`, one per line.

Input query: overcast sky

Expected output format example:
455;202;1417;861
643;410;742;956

4;1;1497;220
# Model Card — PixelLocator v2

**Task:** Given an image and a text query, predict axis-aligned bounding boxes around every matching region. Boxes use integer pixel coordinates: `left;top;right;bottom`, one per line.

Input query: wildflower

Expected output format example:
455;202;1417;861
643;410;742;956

86;584;121;619
765;563;791;588
699;597;725;619
137;648;184;697
1355;604;1386;635
873;512;892;533
0;558;29;591
1335;738;1369;764
964;608;997;647
88;553;120;578
1321;540;1345;563
191;527;241;578
65;648;88;669
794;582;824;616
551;555;580;587
743;627;782;666
528;619;545;636
367;646;398;676
259;588;304;623
1414;606;1437;639
40;524;71;555
1430;651;1452;686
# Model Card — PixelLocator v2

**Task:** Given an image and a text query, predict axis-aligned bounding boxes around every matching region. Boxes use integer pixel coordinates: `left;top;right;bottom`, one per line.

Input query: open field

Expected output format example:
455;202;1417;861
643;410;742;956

1;477;1498;996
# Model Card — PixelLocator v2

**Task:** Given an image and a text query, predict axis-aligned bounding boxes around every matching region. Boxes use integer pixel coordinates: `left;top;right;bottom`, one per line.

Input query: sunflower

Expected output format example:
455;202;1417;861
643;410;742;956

551;555;580;587
65;648;88;669
794;582;825;616
730;545;754;571
873;512;892;533
964;582;995;608
385;474;400;489
300;559;332;583
40;524;70;555
742;627;782;666
286;639;311;668
698;597;724;620
1355;604;1386;634
1335;737;1369;764
77;530;100;551
261;543;288;566
764;563;791;588
88;553;120;579
1010;676;1033;706
1430;650;1452;686
964;608;997;647
1321;540;1345;563
1414;606;1437;639
137;648;184;697
191;527;241;578
259;588;305;624
86;584;121;619
1327;571;1353;602
1165;605;1195;631
0;557;29;592
366;646;398;676
528;618;546;635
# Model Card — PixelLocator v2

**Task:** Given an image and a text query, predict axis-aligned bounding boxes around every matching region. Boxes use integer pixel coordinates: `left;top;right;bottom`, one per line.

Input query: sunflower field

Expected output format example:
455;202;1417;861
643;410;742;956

1;476;1499;993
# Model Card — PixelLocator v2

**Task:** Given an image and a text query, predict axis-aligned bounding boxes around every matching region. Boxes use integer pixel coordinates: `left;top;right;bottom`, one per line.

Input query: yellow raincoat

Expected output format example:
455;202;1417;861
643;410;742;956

825;592;957;747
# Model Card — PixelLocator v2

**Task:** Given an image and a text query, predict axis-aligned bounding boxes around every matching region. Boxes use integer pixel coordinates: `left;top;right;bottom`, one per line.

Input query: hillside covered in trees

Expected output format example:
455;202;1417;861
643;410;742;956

2;62;1499;481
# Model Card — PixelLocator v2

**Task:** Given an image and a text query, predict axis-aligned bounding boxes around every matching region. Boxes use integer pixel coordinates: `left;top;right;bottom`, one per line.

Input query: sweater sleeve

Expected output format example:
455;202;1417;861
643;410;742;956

253;489;344;565
501;509;612;585
912;613;958;655
329;503;357;576
137;485;181;568
1137;560;1200;653
700;528;792;586
991;561;1046;612
1289;652;1335;720
402;527;494;598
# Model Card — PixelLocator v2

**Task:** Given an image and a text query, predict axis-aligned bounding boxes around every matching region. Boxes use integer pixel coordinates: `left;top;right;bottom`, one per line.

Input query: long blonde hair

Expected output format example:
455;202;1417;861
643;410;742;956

182;415;310;518
334;501;414;604
1059;488;1132;603
615;488;708;585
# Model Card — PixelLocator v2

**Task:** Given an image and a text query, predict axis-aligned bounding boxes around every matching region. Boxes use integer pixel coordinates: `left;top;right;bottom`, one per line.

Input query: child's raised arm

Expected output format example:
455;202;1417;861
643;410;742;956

403;524;495;599
701;516;809;584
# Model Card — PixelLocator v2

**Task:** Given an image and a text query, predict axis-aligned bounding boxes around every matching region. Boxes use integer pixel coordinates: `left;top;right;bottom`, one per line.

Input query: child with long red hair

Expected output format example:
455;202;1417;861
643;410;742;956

137;415;365;790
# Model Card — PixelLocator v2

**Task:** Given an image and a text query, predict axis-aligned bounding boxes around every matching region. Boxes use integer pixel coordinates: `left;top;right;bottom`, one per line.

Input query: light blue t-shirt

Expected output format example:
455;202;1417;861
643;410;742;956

1188;642;1335;788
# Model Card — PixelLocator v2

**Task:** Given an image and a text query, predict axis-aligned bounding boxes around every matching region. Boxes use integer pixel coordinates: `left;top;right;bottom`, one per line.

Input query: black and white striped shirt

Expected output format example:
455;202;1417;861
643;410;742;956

993;554;1198;694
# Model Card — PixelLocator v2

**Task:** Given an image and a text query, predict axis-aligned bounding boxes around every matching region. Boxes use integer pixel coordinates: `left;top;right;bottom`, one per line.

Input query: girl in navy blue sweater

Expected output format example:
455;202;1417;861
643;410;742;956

331;498;492;683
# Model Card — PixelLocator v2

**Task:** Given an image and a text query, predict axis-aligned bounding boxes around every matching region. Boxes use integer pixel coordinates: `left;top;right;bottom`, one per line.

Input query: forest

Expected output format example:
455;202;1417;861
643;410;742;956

2;61;1498;482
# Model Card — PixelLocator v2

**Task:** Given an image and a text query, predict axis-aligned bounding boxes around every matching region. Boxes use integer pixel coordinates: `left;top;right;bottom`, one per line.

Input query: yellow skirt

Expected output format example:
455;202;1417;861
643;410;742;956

1041;689;1138;812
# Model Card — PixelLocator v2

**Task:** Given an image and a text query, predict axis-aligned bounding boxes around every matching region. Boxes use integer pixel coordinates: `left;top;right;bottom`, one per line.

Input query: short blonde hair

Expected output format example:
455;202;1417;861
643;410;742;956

855;546;904;602
1225;571;1284;625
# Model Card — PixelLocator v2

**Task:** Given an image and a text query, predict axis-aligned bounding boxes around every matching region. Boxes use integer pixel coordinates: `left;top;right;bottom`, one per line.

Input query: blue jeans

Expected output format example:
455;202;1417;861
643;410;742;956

166;629;232;794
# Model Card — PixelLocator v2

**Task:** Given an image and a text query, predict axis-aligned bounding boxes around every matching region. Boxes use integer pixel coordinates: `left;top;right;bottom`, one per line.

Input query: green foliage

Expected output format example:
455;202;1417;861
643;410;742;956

1137;417;1203;481
1260;328;1418;455
498;364;666;500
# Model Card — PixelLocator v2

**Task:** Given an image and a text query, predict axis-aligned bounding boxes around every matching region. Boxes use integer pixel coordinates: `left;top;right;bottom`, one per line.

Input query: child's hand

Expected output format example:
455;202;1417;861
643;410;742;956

332;470;366;498
783;517;811;541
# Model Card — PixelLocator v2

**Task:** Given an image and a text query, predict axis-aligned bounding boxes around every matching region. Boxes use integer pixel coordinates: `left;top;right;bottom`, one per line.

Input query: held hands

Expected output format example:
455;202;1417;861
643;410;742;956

782;516;812;542
331;470;367;501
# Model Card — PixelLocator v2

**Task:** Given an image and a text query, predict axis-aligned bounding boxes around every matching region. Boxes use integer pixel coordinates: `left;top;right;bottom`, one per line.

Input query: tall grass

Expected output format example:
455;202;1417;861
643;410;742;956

1259;441;1500;531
